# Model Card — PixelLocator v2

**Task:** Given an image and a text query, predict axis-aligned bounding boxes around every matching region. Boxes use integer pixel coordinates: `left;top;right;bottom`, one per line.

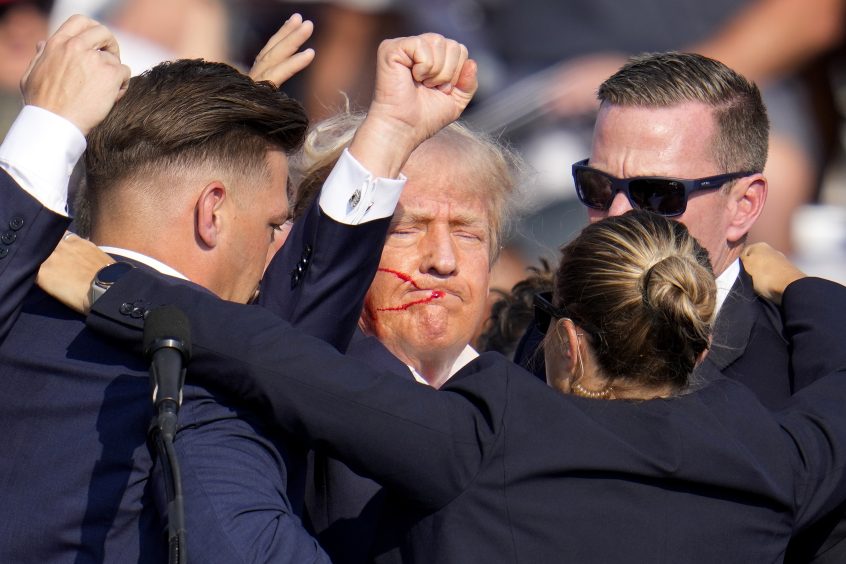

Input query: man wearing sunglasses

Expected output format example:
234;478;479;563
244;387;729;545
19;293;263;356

566;51;843;564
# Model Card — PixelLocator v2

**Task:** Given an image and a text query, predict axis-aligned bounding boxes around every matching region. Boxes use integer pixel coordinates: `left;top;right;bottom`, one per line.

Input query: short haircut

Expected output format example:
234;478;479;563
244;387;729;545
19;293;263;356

81;59;308;232
291;112;521;262
598;52;769;175
553;210;716;392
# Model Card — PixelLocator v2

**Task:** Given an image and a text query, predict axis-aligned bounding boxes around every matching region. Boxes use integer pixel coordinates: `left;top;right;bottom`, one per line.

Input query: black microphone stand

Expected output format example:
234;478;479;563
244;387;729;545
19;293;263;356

145;307;191;564
151;398;187;564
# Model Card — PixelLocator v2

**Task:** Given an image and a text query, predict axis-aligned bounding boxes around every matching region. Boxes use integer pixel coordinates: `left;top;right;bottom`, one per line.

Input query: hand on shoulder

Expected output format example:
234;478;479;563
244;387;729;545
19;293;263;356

741;242;806;305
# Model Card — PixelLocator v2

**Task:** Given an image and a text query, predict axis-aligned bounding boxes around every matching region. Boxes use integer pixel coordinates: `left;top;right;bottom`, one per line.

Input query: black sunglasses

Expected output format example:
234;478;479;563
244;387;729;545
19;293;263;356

534;292;603;339
533;292;567;334
572;159;755;217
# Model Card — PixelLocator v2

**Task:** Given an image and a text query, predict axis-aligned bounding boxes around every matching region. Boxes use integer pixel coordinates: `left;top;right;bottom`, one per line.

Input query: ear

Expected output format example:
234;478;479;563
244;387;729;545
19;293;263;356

726;174;767;244
694;335;712;367
559;318;582;377
196;181;227;249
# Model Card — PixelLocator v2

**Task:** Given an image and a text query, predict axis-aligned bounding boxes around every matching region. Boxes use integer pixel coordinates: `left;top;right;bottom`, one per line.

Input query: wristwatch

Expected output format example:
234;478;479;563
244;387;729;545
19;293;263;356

89;261;135;305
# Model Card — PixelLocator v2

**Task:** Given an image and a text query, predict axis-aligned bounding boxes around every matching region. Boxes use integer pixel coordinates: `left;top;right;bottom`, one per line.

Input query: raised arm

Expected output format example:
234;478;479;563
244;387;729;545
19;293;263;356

82;266;495;510
0;15;128;339
259;33;478;350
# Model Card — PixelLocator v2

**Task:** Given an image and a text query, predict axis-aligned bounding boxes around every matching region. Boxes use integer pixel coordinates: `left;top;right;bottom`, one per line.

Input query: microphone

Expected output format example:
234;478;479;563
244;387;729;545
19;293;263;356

144;306;191;438
144;306;191;564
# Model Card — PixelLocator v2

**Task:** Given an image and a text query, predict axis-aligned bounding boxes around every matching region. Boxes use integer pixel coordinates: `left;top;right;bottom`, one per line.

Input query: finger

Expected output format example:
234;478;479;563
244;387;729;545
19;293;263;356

254;48;315;86
74;22;121;59
51;14;101;40
254;18;314;70
453;58;479;99
115;63;132;100
420;35;447;87
255;13;304;61
408;37;435;84
425;40;463;91
449;43;469;89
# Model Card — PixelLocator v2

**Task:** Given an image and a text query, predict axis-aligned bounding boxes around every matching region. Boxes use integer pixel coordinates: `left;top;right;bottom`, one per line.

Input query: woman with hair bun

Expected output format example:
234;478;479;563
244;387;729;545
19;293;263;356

542;211;717;400
44;209;846;563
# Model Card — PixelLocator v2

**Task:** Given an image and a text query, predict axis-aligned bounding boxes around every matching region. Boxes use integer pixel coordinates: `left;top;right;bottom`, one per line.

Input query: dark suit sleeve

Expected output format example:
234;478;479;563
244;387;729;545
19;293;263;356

160;399;331;563
0;169;70;340
775;278;846;529
787;276;846;393
88;269;494;510
259;196;390;351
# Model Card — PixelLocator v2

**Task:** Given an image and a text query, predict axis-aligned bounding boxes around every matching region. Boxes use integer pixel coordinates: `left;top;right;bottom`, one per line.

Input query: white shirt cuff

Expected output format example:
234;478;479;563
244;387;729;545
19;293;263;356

318;148;406;224
0;105;87;216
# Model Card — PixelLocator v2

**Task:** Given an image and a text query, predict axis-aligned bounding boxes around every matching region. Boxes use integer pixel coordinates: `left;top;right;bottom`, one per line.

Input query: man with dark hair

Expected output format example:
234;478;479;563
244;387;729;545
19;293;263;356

535;50;844;563
0;13;477;563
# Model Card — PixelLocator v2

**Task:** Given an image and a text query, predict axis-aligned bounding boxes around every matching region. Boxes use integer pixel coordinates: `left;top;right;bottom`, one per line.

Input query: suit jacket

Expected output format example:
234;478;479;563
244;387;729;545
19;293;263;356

88;272;846;563
704;266;846;563
0;169;69;339
700;265;793;407
305;331;415;564
0;193;388;563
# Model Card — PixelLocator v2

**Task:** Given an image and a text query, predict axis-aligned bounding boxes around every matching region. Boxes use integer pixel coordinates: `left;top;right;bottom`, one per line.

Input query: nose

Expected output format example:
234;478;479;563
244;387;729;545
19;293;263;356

420;226;458;277
606;191;634;217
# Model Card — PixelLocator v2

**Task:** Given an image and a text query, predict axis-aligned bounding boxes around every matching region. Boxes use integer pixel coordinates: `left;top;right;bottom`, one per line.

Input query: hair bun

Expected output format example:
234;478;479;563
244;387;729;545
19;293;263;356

640;255;715;363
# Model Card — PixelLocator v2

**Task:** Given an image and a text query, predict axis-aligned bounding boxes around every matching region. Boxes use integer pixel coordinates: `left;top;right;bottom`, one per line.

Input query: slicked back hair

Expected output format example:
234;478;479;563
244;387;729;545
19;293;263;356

81;59;308;232
598;52;769;175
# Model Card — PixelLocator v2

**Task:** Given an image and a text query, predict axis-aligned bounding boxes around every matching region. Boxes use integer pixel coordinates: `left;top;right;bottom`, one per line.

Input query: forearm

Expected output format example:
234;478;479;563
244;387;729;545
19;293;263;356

691;0;844;83
88;269;486;508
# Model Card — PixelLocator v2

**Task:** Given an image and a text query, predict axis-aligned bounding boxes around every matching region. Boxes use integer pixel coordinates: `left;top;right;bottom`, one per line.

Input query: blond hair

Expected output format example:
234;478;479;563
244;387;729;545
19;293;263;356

554;211;716;391
290;112;521;261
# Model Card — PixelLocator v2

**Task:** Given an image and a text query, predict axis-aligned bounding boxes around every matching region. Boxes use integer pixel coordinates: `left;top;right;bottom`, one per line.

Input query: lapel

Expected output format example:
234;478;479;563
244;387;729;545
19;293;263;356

705;266;758;371
347;329;417;381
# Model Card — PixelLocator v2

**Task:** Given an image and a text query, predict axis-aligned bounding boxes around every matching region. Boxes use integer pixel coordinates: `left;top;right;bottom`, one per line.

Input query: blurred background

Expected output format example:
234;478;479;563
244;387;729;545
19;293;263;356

3;0;845;285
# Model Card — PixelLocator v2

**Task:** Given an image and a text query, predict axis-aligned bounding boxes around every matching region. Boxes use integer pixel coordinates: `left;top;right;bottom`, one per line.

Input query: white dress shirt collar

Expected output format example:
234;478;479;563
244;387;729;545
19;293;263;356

98;246;189;280
715;258;740;315
408;345;480;386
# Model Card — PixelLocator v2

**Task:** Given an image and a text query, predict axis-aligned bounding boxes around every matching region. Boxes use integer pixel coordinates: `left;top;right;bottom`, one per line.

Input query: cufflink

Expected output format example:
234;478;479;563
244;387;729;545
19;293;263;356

348;189;361;208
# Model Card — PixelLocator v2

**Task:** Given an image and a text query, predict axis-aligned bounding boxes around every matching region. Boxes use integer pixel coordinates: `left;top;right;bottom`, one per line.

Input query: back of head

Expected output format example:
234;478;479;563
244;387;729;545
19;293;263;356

555;211;716;391
598;52;769;174
81;59;308;235
291;111;521;261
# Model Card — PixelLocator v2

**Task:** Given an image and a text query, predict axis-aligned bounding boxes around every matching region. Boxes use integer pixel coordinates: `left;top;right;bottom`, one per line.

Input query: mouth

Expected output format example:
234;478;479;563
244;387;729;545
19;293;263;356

375;268;461;312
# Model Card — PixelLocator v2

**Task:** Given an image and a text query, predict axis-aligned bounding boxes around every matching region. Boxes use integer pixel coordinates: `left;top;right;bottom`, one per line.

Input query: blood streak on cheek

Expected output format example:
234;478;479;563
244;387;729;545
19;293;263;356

375;268;444;312
377;268;421;289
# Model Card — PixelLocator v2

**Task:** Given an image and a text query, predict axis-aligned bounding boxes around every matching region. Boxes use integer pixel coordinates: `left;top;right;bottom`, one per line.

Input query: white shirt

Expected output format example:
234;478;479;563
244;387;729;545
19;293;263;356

408;345;480;386
0;105;86;214
715;259;741;315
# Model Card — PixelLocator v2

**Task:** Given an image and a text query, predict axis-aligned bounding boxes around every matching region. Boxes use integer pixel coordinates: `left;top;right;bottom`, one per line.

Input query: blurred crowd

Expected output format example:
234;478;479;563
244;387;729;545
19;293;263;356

3;1;845;276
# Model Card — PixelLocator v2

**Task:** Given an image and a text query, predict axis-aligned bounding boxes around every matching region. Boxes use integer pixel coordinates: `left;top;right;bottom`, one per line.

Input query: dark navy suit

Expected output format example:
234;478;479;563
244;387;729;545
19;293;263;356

305;332;415;564
512;263;846;561
0;169;69;338
0;187;389;563
88;271;846;563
